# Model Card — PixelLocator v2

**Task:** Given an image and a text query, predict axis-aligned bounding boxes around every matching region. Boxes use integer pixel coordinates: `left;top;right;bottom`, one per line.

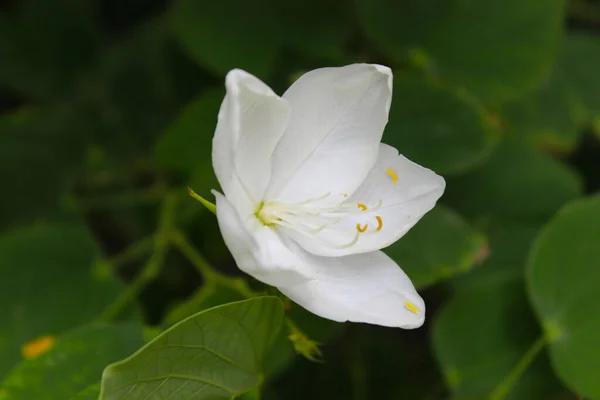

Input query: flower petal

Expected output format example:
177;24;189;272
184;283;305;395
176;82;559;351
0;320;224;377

278;250;425;328
265;64;393;206
284;143;446;256
212;69;289;216
214;191;315;287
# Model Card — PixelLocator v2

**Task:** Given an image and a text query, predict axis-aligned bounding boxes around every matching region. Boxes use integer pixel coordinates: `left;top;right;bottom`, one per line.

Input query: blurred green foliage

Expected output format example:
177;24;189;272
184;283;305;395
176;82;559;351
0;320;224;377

1;0;600;399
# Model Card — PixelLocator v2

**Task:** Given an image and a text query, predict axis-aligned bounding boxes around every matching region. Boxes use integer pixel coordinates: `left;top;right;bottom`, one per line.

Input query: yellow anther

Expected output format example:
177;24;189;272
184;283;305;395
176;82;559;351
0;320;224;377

375;215;383;231
386;168;398;184
356;223;368;233
21;335;56;359
404;301;419;314
344;193;348;197
357;203;367;211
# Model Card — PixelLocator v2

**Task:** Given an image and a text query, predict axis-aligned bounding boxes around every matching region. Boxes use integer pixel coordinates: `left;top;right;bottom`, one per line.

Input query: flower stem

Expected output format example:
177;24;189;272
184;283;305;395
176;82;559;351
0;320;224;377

170;230;218;281
109;236;154;269
187;187;216;215
96;194;177;322
489;336;547;400
170;230;256;298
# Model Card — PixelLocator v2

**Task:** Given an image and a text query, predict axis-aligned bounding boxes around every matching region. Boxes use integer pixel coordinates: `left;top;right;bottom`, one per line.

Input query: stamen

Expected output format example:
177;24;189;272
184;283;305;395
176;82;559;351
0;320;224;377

376;216;383;231
356;223;368;233
344;193;348;197
386;169;398;184
279;218;360;249
357;203;367;211
404;301;419;314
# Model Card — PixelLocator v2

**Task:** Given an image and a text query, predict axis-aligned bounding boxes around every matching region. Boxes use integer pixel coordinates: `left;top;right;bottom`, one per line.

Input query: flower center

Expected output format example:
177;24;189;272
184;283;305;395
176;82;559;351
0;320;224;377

255;193;383;249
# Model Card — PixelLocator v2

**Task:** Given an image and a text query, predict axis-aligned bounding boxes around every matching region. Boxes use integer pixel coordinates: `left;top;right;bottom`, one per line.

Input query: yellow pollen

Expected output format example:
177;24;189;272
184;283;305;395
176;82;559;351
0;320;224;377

356;223;368;233
375;215;383;231
357;203;367;211
21;335;56;359
386;168;398;184
404;301;419;314
344;193;348;197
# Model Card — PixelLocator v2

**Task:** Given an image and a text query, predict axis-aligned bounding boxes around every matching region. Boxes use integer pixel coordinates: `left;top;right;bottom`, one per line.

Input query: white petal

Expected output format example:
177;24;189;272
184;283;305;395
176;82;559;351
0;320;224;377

265;64;393;206
212;69;290;216
214;191;316;287
278;250;425;328
284;143;445;256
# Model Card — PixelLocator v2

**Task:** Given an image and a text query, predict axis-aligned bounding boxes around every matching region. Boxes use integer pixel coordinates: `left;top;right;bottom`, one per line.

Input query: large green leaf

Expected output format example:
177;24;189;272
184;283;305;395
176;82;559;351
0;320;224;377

100;297;284;400
453;221;541;291
169;0;281;76
527;196;600;399
501;70;585;152
0;224;127;379
501;32;600;152
155;88;223;175
383;75;498;175
384;206;487;290
443;141;582;223
276;0;351;61
433;278;565;399
68;384;101;400
356;0;566;102
0;323;142;400
560;33;600;120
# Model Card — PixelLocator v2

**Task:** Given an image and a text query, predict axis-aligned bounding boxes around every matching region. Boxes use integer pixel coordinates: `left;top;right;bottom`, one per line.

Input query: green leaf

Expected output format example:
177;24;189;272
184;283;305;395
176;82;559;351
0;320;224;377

169;0;281;76
155;88;223;175
433;279;565;399
0;224;129;379
0;323;142;400
501;70;585;152
383;75;498;175
527;196;600;398
68;384;100;400
443;141;582;223
453;221;541;291
501;32;600;152
100;297;284;400
384;206;488;290
560;33;600;120
277;0;351;61
163;280;245;326
356;0;566;102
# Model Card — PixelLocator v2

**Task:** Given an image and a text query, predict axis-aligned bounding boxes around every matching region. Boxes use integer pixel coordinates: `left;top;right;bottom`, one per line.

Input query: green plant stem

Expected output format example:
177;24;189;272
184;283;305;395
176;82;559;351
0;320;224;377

170;230;256;298
109;236;154;268
96;194;177;322
489;336;547;400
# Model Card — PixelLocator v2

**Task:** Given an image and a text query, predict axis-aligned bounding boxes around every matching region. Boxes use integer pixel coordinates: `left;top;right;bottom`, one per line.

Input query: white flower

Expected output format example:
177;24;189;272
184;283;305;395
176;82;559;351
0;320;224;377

211;64;445;328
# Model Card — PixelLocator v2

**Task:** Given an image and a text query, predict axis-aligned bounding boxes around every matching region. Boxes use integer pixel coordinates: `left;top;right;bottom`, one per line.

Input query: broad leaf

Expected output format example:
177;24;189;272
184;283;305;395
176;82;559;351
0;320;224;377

155;88;223;178
383;75;498;175
444;141;582;223
527;196;600;398
68;384;101;400
100;297;284;400
0;324;142;400
453;221;542;291
501;32;600;152
384;206;487;289
433;279;565;399
169;0;281;76
0;224;128;379
356;0;566;101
